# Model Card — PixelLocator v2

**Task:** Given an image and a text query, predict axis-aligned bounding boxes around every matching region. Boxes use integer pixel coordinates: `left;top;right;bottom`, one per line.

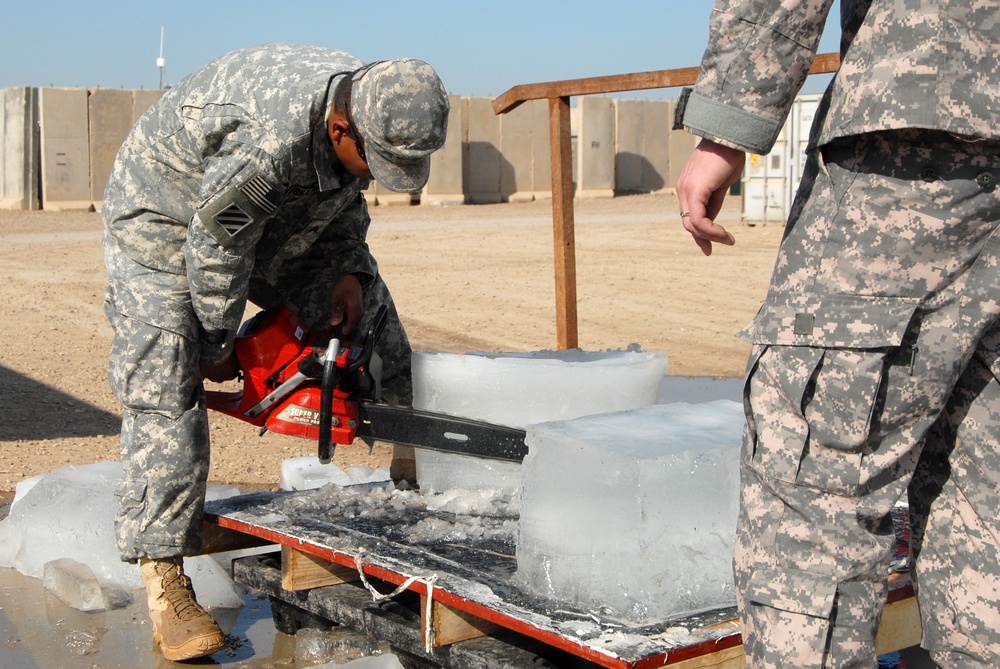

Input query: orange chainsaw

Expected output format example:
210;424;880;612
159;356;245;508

205;305;527;464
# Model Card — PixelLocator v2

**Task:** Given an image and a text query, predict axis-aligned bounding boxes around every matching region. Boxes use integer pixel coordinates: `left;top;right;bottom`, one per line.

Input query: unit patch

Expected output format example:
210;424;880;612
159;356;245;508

199;172;280;247
214;203;254;236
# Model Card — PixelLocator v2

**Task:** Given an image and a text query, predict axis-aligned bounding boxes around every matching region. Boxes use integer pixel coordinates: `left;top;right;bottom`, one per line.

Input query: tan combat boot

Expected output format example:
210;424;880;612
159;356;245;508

139;557;227;661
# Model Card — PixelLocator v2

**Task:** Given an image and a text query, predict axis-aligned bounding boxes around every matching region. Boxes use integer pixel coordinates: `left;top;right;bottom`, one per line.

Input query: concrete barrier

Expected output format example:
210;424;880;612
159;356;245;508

499;98;550;202
1;87;40;211
38;87;92;211
423;94;464;205
615;99;671;195
465;97;504;204
643;100;673;193
576;97;615;199
2;86;702;212
89;89;134;208
668;103;698;190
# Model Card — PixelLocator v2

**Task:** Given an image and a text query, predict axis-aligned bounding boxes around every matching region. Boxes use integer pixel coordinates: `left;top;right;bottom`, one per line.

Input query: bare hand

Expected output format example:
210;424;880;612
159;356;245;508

675;139;744;255
329;273;364;334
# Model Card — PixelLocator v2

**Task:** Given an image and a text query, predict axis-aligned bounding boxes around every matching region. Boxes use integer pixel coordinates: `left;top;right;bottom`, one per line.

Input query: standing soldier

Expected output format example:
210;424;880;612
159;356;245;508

674;2;999;667
102;43;449;661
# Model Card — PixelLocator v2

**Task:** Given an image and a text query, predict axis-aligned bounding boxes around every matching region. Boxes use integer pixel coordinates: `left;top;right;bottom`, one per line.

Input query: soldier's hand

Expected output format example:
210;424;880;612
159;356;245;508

330;273;364;334
676;138;743;255
201;354;239;383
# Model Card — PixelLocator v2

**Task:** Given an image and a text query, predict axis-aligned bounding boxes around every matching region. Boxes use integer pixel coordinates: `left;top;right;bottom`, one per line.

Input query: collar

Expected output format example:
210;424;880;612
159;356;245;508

311;75;347;191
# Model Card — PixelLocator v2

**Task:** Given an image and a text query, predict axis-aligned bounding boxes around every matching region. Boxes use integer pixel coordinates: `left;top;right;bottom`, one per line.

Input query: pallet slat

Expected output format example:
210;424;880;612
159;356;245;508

422;595;502;648
281;544;361;591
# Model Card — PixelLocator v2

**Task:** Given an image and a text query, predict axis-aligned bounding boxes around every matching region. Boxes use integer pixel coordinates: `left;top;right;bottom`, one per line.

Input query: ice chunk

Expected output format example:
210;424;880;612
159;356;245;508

10;472;44;509
0;462;250;608
347;465;391;485
515;401;743;625
411;449;522;496
412;349;667;492
279;458;391;491
280;456;352;490
0;462;141;589
295;627;392;665
184;554;244;609
43;558;108;612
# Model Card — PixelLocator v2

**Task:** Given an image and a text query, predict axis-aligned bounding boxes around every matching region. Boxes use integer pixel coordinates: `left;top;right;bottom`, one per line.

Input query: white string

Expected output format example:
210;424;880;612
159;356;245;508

350;548;439;653
423;577;435;653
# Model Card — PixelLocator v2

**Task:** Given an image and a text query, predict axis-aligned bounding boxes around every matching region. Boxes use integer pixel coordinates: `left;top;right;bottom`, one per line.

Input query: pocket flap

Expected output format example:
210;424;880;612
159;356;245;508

114;479;147;504
740;294;919;349
746;565;838;619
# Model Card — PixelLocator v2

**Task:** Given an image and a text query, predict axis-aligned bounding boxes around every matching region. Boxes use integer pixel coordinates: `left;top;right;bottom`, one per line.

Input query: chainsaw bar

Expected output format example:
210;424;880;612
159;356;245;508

355;402;528;463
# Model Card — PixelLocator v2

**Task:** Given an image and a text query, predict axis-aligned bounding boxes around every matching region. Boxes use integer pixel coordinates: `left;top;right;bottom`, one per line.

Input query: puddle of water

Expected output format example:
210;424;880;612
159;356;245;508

0;566;319;668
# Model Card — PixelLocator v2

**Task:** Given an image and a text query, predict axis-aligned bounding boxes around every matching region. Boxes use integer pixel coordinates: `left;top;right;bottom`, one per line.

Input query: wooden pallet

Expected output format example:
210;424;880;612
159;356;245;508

204;490;919;669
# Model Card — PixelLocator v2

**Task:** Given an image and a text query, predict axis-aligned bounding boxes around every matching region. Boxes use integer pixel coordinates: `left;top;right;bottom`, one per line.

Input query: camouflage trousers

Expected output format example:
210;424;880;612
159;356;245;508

737;130;1000;668
104;243;412;561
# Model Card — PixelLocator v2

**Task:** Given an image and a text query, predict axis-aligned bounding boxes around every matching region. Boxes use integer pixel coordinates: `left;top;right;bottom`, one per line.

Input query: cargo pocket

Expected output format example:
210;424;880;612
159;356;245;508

747;564;838;618
740;293;920;495
745;565;838;649
105;308;201;418
114;478;148;535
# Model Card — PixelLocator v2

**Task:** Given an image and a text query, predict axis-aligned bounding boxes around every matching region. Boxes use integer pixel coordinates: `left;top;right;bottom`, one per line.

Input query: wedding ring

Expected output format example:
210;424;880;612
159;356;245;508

679;210;690;217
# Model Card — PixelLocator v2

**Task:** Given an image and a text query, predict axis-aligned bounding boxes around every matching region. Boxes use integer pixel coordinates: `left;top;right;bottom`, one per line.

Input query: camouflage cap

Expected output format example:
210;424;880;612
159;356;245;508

351;59;450;193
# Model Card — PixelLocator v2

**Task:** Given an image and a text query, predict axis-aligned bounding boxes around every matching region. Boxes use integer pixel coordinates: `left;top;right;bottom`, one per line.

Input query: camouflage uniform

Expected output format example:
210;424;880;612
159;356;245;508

103;44;447;561
676;2;999;667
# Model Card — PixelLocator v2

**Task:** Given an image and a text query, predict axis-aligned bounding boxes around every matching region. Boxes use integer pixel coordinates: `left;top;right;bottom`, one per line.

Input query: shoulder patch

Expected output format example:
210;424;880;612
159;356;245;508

240;173;279;215
198;173;280;247
214;202;253;236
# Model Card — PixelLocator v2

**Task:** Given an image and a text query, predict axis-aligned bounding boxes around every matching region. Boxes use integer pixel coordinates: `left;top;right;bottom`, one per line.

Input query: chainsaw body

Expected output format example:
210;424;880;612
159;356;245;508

204;306;378;448
207;305;529;465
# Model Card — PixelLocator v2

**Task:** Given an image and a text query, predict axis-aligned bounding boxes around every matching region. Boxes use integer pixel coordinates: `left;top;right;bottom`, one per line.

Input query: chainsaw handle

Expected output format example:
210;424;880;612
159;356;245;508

319;305;388;462
348;305;388;373
317;339;341;464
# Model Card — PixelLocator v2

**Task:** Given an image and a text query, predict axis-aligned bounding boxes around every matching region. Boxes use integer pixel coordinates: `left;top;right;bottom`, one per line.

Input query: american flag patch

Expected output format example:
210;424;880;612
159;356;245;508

240;174;278;215
214;203;253;236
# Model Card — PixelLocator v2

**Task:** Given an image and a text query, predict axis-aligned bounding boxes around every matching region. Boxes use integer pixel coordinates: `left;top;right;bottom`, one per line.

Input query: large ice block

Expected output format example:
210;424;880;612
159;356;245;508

0;462;142;589
515;400;744;625
0;461;247;607
411;349;668;493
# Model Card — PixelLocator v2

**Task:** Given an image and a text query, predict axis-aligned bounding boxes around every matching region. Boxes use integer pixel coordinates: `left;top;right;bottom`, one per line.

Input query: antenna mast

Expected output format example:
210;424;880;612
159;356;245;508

157;27;166;89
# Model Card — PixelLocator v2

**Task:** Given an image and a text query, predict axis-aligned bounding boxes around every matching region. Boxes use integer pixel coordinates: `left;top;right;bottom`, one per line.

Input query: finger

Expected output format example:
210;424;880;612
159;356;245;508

682;216;715;256
330;303;345;326
687;208;734;244
342;303;362;335
683;215;734;256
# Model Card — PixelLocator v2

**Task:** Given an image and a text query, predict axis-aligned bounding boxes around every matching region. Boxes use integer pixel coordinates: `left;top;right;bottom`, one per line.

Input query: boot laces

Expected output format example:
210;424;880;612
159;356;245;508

157;561;209;622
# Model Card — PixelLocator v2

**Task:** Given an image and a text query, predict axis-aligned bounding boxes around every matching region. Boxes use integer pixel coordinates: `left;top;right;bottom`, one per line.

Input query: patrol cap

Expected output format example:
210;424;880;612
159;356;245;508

351;58;450;193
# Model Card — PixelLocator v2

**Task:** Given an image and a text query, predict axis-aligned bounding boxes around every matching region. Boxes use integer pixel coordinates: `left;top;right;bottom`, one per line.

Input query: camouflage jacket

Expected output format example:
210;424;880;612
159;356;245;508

103;44;375;359
675;0;999;155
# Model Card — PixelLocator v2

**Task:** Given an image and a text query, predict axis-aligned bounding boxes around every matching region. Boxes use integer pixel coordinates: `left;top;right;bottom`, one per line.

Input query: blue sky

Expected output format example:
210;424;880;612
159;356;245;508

0;1;841;99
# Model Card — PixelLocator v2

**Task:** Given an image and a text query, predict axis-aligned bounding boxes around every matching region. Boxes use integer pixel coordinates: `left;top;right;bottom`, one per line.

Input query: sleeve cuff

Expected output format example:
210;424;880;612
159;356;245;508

675;88;782;155
199;328;234;366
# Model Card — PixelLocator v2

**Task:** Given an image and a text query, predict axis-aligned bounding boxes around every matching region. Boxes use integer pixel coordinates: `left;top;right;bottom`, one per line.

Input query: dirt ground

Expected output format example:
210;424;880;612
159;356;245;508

0;192;782;503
